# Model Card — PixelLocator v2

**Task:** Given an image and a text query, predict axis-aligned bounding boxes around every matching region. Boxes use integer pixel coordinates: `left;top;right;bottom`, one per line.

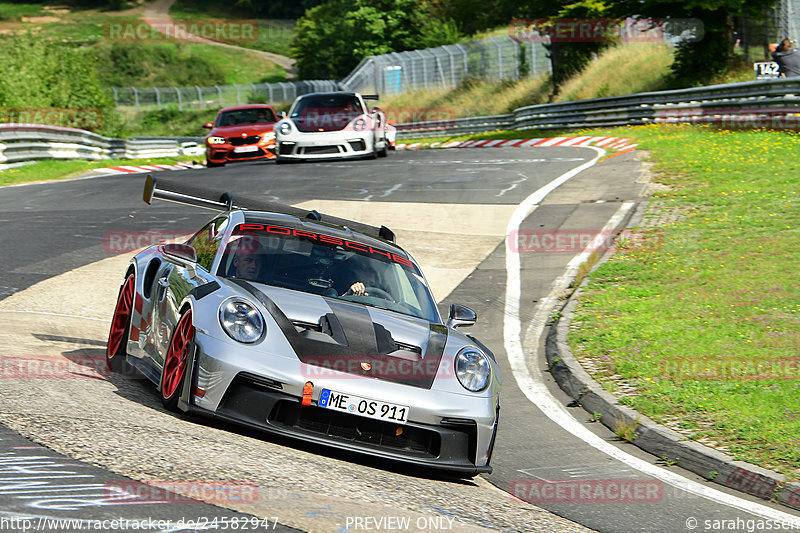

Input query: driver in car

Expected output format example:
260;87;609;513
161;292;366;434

230;236;264;280
344;260;388;298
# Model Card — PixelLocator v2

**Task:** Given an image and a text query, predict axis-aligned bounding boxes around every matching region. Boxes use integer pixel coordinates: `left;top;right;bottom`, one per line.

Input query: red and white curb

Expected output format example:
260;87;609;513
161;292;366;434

91;161;204;175
396;136;637;153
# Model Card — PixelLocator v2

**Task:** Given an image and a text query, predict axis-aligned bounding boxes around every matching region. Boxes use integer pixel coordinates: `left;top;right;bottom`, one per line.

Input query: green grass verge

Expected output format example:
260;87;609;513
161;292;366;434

0;156;199;187
565;125;800;478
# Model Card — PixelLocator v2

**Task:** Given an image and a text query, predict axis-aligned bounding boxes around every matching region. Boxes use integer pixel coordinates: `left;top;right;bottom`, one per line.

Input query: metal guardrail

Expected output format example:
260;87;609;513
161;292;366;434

394;78;800;138
0;124;179;164
5;78;800;164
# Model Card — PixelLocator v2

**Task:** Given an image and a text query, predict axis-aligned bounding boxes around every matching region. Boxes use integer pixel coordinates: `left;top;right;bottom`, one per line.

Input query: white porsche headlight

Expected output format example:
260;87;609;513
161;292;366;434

278;121;292;135
207;136;226;145
219;299;264;343
455;347;491;392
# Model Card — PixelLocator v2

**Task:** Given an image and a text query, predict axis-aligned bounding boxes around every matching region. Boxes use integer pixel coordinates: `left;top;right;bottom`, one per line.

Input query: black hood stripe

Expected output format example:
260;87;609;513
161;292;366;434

231;279;446;389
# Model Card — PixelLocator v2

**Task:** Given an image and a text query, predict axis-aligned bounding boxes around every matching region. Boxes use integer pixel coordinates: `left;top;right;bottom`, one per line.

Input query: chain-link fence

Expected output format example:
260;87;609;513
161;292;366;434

735;1;800;62
110;35;550;110
111;80;339;110
340;36;551;95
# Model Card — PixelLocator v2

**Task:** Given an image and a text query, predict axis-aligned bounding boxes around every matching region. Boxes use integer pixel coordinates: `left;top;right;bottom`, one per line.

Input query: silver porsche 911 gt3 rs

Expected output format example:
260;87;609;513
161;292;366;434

107;177;500;474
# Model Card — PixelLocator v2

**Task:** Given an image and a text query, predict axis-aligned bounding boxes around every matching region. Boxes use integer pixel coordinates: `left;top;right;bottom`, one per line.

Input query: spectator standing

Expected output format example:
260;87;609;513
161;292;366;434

772;39;800;78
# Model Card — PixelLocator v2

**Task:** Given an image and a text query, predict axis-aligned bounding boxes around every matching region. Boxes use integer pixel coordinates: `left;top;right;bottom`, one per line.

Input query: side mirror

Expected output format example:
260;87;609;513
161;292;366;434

447;304;477;329
162;243;198;279
278;111;287;119
203;122;214;129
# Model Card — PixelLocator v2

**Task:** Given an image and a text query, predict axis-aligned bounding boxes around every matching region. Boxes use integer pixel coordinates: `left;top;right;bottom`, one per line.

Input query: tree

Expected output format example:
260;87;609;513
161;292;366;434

233;0;324;19
290;0;462;79
605;0;779;85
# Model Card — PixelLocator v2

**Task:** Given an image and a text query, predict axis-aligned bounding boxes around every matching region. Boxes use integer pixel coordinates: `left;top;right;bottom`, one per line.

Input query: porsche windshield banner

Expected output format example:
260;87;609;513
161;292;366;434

234;224;418;272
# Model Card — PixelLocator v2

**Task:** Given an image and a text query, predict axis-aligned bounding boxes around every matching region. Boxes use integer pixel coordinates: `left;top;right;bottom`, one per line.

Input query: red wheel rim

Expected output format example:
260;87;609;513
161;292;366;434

162;309;194;399
107;275;134;359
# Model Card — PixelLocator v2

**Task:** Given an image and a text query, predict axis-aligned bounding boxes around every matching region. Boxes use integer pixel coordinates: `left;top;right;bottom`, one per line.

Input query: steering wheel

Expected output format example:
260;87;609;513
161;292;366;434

364;286;394;301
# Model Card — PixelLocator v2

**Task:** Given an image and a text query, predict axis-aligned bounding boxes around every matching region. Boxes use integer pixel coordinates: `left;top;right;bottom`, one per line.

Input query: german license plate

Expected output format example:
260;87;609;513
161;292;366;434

318;389;408;424
233;146;259;153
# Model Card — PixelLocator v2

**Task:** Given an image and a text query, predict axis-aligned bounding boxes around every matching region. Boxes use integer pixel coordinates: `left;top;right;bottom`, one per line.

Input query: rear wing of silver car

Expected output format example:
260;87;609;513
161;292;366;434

143;175;396;243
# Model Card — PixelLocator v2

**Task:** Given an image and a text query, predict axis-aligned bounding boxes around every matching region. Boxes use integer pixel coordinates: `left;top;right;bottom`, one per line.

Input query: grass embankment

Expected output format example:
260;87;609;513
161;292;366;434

0;156;199;187
381;41;756;120
565;125;800;477
381;43;675;118
0;2;288;86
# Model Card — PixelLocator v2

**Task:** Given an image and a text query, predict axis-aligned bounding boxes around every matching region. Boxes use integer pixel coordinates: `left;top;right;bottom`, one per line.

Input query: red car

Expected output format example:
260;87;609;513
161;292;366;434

204;105;279;167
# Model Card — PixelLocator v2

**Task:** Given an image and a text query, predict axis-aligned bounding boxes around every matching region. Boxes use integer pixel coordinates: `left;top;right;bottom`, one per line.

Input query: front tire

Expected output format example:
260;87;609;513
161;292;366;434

106;274;138;377
161;308;194;411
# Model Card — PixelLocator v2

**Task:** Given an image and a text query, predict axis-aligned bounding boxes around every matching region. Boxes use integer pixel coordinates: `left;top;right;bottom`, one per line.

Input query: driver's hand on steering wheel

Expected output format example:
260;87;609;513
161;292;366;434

348;282;366;296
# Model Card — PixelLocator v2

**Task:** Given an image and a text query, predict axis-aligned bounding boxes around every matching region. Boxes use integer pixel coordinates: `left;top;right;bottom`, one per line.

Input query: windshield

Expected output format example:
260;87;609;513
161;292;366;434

216;107;277;126
218;224;439;323
289;94;364;132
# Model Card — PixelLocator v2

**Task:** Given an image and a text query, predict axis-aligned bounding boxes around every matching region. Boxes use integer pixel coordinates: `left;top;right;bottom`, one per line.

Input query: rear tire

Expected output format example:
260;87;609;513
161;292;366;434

161;308;194;411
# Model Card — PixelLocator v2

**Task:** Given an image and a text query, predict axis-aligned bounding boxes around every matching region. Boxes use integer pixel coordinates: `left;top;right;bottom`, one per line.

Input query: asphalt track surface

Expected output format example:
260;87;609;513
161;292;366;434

0;148;798;532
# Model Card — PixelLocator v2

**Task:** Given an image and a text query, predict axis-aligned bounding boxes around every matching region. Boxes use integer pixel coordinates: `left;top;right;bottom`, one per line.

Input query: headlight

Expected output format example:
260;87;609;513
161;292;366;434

278;122;292;135
353;118;367;131
219;299;264;343
207;136;226;145
455;347;491;392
